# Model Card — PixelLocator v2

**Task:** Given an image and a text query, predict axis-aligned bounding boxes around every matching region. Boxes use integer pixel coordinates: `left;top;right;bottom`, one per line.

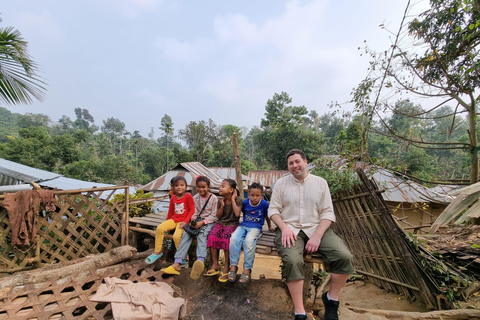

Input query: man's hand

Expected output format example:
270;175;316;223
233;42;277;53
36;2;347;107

178;222;186;229
305;234;322;253
281;226;297;248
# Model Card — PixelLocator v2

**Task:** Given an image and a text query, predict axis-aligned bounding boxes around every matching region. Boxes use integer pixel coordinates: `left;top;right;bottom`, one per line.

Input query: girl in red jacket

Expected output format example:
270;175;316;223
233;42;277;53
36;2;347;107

146;176;195;264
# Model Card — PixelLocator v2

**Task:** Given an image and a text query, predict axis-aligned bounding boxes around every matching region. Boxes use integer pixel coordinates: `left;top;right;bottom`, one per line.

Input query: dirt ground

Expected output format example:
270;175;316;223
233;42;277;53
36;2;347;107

158;254;429;320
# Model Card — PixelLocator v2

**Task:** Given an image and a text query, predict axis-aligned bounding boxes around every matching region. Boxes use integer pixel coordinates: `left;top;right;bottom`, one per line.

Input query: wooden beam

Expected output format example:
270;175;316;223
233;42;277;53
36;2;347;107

232;133;244;193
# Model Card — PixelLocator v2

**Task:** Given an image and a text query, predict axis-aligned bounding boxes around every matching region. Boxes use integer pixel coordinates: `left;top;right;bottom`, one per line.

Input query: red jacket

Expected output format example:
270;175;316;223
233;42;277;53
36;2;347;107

167;193;195;223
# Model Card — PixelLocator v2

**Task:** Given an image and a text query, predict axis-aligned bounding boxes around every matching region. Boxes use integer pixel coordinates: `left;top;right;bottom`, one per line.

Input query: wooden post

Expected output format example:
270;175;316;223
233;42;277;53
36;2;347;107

232;133;244;196
122;184;130;246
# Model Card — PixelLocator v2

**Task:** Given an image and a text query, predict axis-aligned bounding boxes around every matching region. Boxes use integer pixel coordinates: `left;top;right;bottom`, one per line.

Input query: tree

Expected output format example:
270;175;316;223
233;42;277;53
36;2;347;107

0;17;46;106
101;117;126;154
16;112;51;128
73;108;98;133
159;114;174;170
178;119;218;162
353;0;480;182
255;92;323;169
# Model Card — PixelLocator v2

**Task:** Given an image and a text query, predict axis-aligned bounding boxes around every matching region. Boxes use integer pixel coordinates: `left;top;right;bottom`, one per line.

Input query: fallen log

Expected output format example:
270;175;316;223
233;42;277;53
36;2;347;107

348;306;480;319
0;245;137;297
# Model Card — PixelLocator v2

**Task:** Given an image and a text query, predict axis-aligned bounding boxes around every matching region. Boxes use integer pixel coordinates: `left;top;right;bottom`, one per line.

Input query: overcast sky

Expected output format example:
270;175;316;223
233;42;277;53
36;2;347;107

2;0;428;138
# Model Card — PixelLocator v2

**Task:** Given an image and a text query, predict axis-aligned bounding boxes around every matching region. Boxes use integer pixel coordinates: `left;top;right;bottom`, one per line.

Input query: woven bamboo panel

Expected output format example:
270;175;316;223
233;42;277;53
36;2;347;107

332;169;437;308
0;256;165;320
0;187;128;270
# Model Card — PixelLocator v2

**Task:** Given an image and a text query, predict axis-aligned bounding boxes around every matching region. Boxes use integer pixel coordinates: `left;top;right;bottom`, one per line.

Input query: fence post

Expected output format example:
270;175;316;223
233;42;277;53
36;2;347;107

122;185;130;246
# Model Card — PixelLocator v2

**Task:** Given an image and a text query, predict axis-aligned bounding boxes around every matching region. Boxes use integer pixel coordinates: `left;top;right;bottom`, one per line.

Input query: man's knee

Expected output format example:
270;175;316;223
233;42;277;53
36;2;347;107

327;248;354;274
283;253;304;270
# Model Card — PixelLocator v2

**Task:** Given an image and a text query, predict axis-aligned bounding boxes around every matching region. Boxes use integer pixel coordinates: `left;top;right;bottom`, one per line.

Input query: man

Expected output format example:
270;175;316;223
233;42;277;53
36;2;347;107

268;149;354;320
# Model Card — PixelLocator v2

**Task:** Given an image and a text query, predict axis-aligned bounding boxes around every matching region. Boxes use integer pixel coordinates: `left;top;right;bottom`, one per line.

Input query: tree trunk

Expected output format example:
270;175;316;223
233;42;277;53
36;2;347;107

468;103;479;183
0;246;137;295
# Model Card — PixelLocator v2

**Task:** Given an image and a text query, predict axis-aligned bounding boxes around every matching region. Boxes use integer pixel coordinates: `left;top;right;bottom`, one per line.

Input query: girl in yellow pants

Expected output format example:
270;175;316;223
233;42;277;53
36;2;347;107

146;176;195;264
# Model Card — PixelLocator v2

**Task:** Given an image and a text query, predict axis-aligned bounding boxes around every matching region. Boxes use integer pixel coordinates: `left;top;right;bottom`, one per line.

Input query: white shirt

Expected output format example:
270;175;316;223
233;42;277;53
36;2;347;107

268;173;336;238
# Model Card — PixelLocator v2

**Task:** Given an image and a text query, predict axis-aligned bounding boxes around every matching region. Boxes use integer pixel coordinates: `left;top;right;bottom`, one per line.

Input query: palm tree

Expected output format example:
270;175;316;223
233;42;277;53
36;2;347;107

0;17;46;106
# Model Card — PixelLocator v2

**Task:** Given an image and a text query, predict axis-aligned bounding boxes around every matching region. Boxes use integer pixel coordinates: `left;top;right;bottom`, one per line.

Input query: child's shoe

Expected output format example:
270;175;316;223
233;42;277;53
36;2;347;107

145;252;163;264
190;260;204;280
181;259;188;268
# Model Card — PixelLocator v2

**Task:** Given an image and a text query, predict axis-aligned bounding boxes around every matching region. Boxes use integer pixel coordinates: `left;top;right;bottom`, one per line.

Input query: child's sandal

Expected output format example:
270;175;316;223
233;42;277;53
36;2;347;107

239;272;250;283
190;260;204;280
227;270;237;282
218;272;229;283
145;252;163;264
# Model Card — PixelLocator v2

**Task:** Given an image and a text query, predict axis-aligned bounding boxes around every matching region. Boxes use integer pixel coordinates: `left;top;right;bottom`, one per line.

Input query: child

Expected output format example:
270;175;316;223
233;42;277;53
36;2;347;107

160;176;218;280
207;179;242;282
228;182;274;282
145;176;195;264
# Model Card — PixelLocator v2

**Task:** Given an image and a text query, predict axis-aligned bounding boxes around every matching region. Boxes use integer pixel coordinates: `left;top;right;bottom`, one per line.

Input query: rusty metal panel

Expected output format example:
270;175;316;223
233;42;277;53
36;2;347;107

142;162;223;192
246;170;288;188
208;167;248;182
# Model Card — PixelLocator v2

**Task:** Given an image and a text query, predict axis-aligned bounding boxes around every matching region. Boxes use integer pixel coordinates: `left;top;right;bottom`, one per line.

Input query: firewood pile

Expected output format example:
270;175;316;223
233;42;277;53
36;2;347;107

417;225;480;280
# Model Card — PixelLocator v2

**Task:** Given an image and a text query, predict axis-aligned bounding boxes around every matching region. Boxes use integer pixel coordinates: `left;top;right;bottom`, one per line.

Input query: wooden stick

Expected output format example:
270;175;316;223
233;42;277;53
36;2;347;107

232;133;244;193
355;270;420;291
347;306;480;319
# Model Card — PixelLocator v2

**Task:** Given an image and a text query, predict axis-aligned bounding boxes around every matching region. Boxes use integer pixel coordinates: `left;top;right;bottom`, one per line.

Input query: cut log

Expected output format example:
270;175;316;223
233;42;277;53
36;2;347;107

0;245;137;295
348;306;480;319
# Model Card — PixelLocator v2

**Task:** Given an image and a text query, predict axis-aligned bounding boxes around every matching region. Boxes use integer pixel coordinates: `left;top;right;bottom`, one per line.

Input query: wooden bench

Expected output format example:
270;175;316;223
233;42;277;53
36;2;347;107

129;214;324;264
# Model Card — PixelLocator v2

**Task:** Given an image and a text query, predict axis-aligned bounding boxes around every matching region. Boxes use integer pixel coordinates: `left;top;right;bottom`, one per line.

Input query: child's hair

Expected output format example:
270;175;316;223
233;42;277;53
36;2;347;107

248;182;264;193
223;178;240;197
171;176;187;187
196;175;211;187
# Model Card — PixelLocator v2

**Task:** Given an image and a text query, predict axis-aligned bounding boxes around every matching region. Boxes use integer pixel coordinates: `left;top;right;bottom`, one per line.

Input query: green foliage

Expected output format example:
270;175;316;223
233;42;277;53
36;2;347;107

311;157;361;194
352;0;480;182
408;234;471;307
0;19;47;106
109;189;154;218
254;92;324;169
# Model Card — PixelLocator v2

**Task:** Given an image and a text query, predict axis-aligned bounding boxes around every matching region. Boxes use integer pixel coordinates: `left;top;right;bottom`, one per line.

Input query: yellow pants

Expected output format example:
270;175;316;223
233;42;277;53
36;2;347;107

155;219;184;252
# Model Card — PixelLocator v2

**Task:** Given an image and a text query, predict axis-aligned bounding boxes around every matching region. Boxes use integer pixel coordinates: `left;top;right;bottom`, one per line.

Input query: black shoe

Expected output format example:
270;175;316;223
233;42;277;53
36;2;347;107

322;291;340;320
294;314;307;320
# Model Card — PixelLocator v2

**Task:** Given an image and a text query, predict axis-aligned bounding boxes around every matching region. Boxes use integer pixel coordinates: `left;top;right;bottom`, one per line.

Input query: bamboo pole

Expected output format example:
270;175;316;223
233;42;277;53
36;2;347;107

123;184;130;246
232;133;244;195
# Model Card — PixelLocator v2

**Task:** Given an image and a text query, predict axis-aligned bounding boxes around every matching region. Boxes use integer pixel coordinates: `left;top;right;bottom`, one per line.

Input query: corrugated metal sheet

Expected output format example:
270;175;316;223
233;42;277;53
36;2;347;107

180;162;223;188
0;158;135;197
0;158;60;183
141;162;223;192
142;170;193;192
38;176;135;194
371;169;454;204
208;167;248;182
246;170;289;189
318;156;455;204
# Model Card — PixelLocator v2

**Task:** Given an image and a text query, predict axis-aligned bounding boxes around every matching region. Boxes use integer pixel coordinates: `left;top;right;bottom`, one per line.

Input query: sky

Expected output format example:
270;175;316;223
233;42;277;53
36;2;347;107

1;0;429;138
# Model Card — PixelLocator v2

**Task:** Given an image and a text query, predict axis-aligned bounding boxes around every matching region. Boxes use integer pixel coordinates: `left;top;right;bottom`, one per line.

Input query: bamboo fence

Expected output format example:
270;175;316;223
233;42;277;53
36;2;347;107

0;185;130;272
0;249;165;320
332;169;437;309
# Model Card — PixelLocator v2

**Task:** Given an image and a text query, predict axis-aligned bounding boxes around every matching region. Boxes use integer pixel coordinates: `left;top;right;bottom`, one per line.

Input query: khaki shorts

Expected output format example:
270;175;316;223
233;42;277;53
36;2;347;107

275;228;354;282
